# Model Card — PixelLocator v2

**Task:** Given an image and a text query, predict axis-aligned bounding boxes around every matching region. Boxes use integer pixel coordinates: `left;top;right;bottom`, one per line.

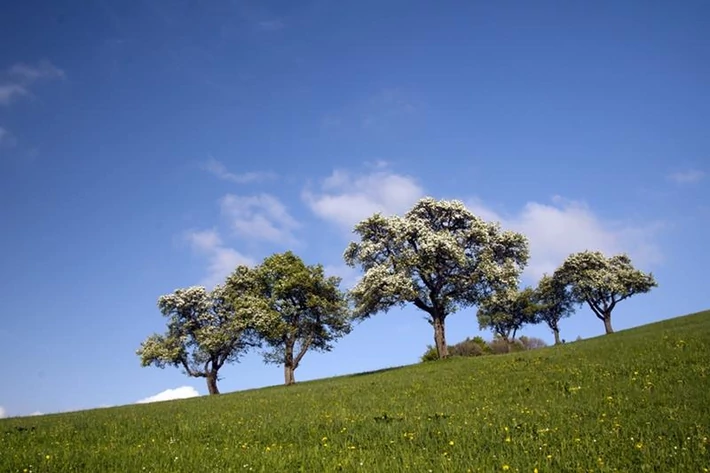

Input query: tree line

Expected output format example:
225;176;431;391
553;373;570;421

137;197;657;394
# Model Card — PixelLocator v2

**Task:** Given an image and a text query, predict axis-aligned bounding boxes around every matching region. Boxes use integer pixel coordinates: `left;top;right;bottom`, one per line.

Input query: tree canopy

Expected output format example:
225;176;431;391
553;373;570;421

344;197;529;359
225;251;352;385
477;286;538;343
534;274;577;344
554;251;657;334
136;285;256;395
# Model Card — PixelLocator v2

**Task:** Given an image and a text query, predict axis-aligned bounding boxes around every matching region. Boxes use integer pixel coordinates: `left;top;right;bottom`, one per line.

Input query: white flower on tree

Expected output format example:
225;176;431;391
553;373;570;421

344;197;529;359
553;251;657;334
136;285;258;395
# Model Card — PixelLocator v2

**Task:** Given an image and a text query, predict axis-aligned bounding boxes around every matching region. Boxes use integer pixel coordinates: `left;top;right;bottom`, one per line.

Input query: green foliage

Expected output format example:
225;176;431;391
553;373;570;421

420;345;439;362
554;251;658;333
136;285;256;394
477;286;539;341
224;251;352;384
535;273;577;344
5;311;708;472
344;197;529;358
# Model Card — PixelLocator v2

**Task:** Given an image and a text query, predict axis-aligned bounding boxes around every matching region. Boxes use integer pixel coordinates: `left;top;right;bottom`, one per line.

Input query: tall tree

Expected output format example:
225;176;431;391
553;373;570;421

225;251;352;386
137;285;256;395
477;286;538;344
344;197;529;359
554;251;657;334
534;274;576;345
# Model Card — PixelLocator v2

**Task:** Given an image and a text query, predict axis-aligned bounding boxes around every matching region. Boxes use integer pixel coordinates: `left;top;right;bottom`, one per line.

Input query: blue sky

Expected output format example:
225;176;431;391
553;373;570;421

1;0;708;418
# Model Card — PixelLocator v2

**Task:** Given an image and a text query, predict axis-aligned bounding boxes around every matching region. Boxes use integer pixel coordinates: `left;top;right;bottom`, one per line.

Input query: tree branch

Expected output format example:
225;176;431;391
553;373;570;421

585;297;606;321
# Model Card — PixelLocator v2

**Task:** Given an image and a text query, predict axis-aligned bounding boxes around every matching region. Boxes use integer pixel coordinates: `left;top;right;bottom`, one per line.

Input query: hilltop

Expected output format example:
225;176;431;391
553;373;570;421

2;310;708;472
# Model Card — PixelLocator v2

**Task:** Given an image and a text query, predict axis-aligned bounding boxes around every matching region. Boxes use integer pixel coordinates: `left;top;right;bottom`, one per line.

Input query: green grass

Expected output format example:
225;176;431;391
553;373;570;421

2;310;709;472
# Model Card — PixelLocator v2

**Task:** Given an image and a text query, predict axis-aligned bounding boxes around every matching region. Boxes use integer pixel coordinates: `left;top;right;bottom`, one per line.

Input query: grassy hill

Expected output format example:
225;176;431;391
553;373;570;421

2;310;709;472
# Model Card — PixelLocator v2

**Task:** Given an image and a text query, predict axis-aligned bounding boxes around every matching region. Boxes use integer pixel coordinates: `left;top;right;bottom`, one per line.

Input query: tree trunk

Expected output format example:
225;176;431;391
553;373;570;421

284;341;296;385
603;314;614;334
432;314;448;359
284;363;296;386
553;327;561;345
206;372;220;395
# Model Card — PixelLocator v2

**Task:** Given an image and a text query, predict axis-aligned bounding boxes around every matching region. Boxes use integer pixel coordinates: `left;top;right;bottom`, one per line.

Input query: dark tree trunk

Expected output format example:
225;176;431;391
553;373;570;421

603;314;614;334
284;342;296;386
432;313;448;359
553;327;561;345
206;372;220;395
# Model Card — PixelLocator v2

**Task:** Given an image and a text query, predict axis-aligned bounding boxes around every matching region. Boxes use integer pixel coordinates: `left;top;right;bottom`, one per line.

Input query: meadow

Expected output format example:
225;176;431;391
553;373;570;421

1;310;708;472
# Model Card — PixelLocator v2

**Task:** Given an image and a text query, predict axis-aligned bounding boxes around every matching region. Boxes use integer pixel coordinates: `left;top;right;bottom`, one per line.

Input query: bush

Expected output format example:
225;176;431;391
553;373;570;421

449;337;485;357
518;336;548;350
420;345;440;362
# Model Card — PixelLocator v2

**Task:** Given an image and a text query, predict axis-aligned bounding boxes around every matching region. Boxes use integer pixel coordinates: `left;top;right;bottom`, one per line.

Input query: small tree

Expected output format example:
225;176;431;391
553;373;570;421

137;285;255;395
554;251;657;334
225;251;351;386
534;274;576;345
477;286;538;345
344;197;529;359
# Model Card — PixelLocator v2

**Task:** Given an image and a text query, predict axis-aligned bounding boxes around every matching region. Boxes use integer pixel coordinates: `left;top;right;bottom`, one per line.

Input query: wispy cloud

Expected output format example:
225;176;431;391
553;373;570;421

185;229;255;288
8;60;65;82
257;19;284;31
303;168;425;231
203;157;277;184
1;60;64;106
465;196;663;282
136;386;200;404
0;406;6;418
29;411;43;416
0;84;29;105
323;88;419;131
667;170;705;184
220;193;300;245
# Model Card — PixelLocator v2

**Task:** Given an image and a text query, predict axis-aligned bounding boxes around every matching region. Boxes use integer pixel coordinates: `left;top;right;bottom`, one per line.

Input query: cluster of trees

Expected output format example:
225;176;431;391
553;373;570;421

138;197;657;394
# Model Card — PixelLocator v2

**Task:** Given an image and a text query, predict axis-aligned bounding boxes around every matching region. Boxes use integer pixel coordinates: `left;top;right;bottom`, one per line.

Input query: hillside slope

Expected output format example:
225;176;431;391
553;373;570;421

2;310;709;472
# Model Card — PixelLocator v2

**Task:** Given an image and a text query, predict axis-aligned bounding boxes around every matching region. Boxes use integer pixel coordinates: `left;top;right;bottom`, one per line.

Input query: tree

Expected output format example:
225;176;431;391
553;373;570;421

137;285;256;395
344;197;529;359
534;274;576;345
476;286;538;344
225;251;352;386
554;251;657;334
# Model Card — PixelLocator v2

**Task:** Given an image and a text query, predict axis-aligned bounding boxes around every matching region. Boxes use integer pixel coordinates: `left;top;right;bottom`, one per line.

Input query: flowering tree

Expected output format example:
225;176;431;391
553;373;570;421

534;274;577;345
554;251;657;334
477;286;538;344
225;251;352;386
136;285;257;395
344;197;529;359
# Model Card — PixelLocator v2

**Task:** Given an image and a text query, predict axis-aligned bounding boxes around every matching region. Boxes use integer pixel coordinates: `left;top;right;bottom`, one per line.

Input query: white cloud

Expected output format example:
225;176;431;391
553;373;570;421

303;169;425;231
1;60;64;106
220;193;300;244
0;406;6;418
186;229;255;288
465;196;662;282
668;170;705;184
29;411;43;416
136;386;200;404
203;157;276;184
